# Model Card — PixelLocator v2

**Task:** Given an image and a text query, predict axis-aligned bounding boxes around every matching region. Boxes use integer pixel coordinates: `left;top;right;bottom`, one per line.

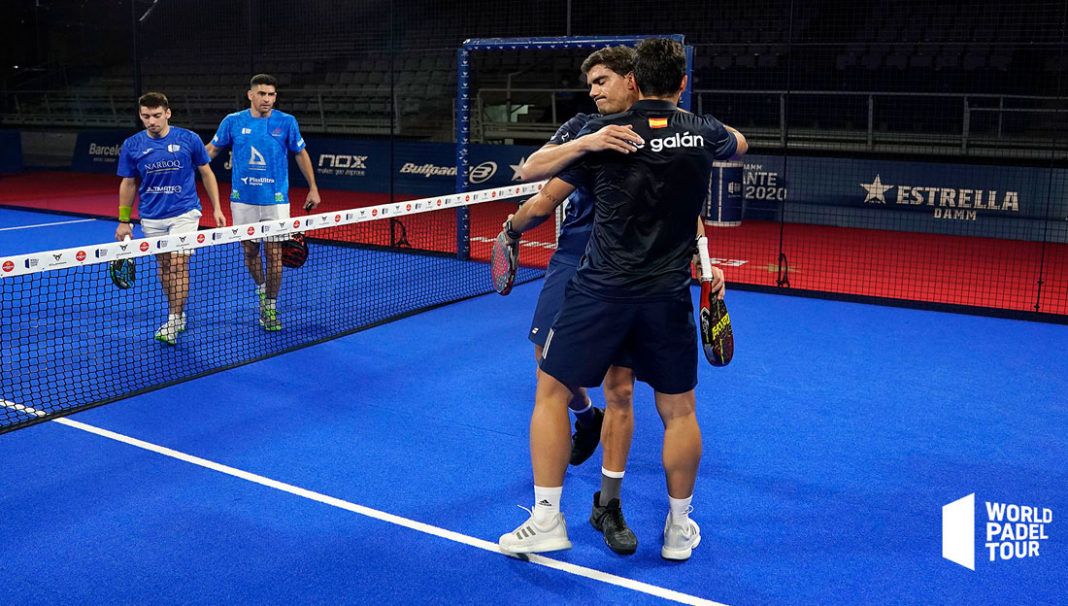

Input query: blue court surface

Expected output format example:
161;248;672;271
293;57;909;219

1;209;1065;605
0;208;114;253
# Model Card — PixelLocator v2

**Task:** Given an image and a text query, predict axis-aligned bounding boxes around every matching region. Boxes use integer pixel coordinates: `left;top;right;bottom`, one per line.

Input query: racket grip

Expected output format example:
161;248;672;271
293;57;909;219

696;236;712;282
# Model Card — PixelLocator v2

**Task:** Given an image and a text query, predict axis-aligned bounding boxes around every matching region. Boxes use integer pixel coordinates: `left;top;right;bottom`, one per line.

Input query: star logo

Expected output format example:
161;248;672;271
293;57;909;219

509;156;526;182
861;175;893;204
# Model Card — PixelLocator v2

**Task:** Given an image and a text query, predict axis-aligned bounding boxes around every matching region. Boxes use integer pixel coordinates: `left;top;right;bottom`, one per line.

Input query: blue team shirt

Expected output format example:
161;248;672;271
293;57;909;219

548;113;596;266
117;127;209;221
210;109;306;206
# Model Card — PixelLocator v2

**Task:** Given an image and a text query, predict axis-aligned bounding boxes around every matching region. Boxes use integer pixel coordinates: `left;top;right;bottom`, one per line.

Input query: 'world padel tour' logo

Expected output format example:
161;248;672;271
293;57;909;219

942;493;1053;570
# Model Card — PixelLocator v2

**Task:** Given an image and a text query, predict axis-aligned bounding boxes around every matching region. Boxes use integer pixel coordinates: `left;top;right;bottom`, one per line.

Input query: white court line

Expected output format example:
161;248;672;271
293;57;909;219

0;218;97;232
1;401;727;606
2;399;47;417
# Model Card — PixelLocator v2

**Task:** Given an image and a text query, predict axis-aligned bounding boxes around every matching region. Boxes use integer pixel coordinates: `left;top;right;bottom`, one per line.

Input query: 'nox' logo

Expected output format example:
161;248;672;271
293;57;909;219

319;154;367;169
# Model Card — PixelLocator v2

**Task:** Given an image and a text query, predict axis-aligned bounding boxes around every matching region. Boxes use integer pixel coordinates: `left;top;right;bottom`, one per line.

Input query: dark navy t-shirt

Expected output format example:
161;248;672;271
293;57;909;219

558;99;738;300
547;113;596;266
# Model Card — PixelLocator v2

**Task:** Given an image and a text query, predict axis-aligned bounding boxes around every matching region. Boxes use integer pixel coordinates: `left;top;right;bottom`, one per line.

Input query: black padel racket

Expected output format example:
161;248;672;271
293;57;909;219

697;236;733;366
110;236;136;289
281;232;309;268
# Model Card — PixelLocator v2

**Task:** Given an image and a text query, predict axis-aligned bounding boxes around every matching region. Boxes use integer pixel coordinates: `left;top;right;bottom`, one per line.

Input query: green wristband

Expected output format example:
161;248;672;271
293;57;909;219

118;206;132;222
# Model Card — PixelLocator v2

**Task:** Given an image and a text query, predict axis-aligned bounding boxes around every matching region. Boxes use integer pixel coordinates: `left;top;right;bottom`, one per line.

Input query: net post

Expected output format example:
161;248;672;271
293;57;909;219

455;44;472;260
680;44;694;111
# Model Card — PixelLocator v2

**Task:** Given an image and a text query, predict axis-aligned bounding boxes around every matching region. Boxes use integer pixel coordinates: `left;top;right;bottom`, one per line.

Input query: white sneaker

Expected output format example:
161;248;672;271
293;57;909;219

154;318;181;346
661;513;701;561
498;507;572;555
178;312;187;332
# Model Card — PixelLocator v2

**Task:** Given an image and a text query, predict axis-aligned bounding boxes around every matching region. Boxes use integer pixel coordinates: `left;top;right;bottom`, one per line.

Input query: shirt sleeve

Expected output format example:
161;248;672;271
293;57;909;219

555;121;600;187
210;115;233;148
116;139;137;178
548;113;591;146
189;131;210;166
700;114;739;161
286;116;306;153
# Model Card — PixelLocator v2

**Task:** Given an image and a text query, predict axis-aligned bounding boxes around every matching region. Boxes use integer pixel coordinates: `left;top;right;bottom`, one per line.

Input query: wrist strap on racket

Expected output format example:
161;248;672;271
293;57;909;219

504;219;521;241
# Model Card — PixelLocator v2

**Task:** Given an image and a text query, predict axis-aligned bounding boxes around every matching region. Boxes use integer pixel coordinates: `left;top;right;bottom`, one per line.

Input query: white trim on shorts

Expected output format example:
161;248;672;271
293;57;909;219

231;202;290;242
140;209;202;255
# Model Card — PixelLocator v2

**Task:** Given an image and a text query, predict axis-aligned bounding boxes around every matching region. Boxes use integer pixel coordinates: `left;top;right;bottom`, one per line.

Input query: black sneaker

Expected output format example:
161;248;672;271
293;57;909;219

589;491;638;555
569;407;604;466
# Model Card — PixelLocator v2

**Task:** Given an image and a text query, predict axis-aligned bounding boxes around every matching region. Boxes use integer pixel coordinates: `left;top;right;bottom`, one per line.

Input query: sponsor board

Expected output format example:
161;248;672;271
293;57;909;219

72;130;132;172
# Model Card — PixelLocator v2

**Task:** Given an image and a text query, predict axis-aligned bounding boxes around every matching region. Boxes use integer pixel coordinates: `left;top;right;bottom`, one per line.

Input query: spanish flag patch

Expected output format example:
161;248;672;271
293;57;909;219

648;117;669;129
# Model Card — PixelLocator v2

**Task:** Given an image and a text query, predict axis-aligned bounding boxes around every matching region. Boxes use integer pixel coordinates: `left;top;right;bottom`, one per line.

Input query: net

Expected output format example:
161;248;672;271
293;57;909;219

0;182;551;434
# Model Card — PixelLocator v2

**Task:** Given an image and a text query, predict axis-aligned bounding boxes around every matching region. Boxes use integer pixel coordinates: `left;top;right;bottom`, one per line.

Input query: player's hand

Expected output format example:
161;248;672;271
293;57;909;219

213;210;227;227
501;214;520;244
115;222;133;242
583;125;645;154
501;214;520;241
496;226;517;246
708;265;726;300
304;189;321;211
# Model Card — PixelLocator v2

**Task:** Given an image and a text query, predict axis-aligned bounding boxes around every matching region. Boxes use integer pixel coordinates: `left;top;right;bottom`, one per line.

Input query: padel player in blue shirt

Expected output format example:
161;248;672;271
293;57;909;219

115;92;225;346
498;38;745;561
206;74;321;332
515;45;649;555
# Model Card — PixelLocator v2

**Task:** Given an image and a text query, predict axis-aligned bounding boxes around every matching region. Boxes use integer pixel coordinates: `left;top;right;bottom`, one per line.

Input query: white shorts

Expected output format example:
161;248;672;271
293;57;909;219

231;202;290;243
141;209;202;255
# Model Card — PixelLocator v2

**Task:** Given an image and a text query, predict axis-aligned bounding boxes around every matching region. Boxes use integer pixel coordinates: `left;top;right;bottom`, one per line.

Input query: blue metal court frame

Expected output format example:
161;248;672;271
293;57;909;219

453;35;694;259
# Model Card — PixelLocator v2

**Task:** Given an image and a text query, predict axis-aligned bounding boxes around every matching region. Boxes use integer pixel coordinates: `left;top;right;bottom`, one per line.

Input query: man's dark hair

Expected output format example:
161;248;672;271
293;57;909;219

249;73;278;89
580;45;636;78
634;38;687;97
138;92;169;109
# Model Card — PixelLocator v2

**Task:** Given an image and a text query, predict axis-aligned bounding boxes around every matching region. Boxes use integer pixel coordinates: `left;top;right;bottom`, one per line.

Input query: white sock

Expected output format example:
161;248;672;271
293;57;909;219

669;494;693;525
256;283;266;296
168;313;182;324
265;298;277;311
568;393;591;415
532;485;562;527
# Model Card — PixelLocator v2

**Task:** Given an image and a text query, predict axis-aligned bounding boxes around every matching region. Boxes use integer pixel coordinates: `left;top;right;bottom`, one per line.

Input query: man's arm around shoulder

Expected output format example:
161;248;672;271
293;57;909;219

518;121;644;181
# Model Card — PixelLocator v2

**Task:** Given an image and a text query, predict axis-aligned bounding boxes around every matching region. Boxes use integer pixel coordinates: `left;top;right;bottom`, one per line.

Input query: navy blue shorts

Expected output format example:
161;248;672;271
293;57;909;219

539;284;697;394
528;256;577;348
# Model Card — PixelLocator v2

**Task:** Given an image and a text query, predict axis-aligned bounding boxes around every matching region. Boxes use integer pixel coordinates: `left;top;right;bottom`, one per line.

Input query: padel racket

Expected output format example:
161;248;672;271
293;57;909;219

281;207;311;269
491;225;520;295
110;235;136;289
281;232;308;268
697;236;733;366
